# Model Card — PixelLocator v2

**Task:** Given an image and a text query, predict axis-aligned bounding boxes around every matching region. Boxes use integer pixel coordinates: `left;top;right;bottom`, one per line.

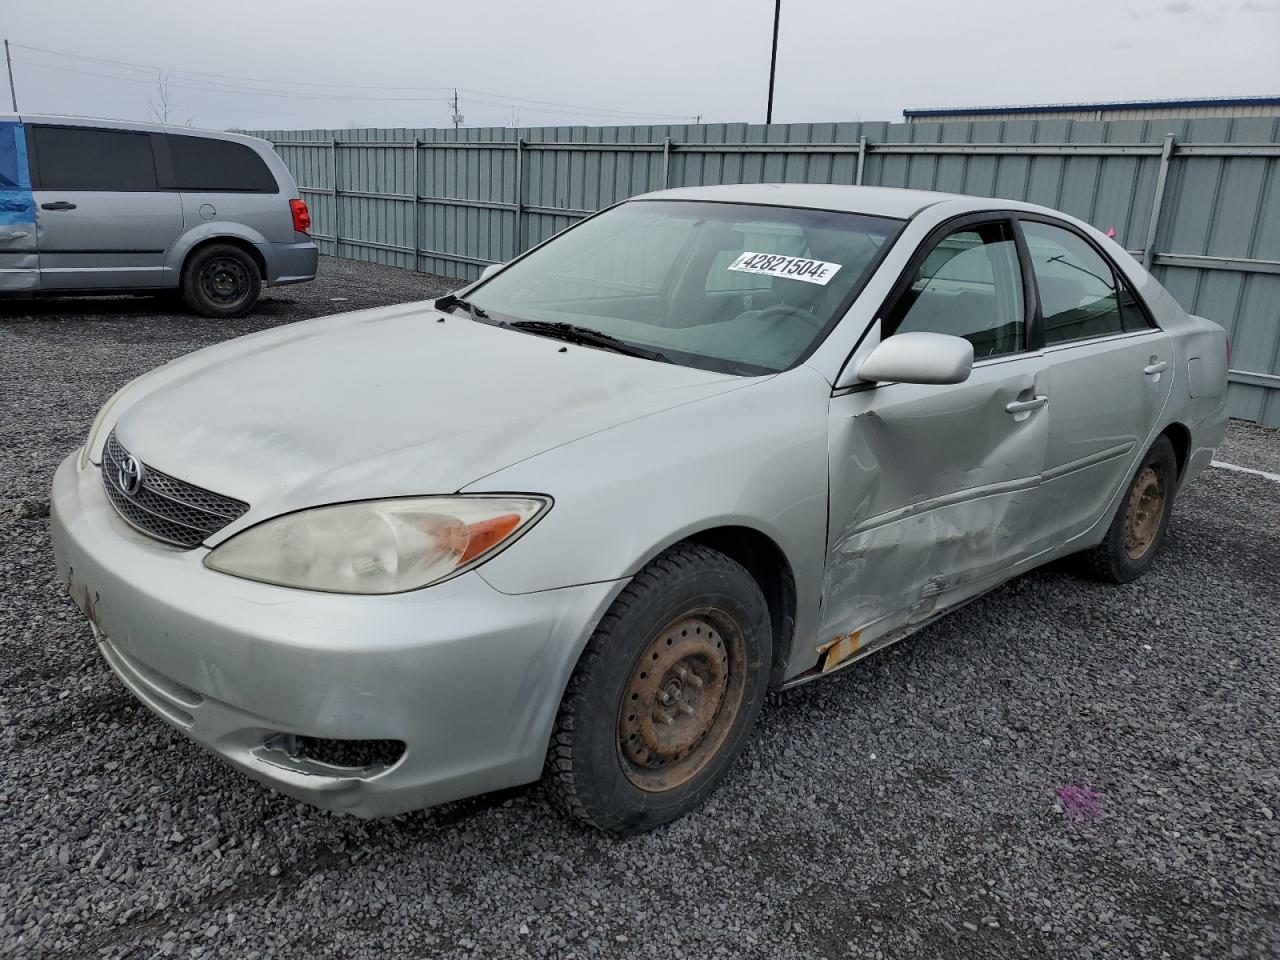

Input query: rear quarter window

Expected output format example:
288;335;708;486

167;135;278;193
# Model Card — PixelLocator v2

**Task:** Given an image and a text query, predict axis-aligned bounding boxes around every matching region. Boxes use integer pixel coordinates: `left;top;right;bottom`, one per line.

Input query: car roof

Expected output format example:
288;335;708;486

630;183;967;220
0;113;271;148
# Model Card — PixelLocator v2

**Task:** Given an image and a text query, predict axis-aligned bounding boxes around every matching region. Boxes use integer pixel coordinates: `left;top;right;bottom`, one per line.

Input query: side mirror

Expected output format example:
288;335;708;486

479;262;504;281
857;332;974;385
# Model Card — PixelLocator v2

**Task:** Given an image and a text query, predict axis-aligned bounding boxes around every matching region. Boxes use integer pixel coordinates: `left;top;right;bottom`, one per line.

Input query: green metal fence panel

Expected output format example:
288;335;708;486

249;118;1280;426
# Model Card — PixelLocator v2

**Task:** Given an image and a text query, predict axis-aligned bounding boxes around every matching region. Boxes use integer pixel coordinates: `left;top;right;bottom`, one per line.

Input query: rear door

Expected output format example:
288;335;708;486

0;120;37;291
28;124;183;290
1017;216;1174;544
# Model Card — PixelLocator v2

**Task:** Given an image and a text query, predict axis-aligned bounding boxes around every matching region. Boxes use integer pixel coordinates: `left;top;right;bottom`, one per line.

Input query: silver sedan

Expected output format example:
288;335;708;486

51;184;1229;834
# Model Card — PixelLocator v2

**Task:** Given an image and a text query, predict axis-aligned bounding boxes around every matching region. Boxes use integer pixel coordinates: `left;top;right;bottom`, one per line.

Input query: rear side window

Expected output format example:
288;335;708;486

1022;220;1126;345
167;135;277;192
32;126;157;191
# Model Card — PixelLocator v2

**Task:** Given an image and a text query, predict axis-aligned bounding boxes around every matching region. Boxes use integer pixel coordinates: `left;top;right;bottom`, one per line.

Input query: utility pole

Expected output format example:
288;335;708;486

765;0;780;125
450;88;463;130
4;40;17;112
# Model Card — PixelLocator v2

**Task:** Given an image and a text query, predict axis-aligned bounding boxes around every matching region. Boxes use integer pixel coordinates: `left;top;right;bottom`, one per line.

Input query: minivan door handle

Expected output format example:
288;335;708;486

1005;395;1048;414
1143;360;1169;375
40;201;77;211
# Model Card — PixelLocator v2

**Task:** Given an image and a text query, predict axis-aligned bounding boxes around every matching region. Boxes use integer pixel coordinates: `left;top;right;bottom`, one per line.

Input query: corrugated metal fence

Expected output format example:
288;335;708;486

247;119;1280;427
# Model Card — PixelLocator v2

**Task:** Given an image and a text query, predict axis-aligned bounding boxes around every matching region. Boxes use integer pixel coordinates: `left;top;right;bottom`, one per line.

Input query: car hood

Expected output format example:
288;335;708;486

112;303;747;534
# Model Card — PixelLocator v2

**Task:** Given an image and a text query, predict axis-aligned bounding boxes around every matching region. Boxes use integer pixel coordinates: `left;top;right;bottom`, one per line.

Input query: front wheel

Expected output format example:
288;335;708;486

1081;434;1178;583
545;544;771;835
181;243;261;318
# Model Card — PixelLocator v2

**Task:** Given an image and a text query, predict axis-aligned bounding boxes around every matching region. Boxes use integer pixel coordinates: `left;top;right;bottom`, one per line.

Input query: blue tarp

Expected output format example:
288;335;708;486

0;121;35;226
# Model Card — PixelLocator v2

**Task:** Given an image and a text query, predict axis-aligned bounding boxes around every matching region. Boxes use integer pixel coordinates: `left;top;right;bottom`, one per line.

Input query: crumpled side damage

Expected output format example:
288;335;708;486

0;120;37;292
817;487;1037;671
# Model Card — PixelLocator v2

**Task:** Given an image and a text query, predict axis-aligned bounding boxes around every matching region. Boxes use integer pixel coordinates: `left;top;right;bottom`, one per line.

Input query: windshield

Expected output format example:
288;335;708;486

464;200;903;375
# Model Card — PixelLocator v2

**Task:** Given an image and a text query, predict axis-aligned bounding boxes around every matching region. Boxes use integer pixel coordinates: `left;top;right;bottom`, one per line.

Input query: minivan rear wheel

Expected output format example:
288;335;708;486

182;243;261;318
544;543;770;835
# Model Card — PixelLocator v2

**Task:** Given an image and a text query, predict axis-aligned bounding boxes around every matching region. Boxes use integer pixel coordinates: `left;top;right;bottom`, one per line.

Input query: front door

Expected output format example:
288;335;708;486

822;216;1051;667
29;124;183;290
1017;217;1175;544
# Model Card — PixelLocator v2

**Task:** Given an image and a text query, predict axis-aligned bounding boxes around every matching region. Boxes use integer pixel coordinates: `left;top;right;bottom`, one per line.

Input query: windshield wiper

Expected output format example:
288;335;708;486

434;293;490;321
508;320;671;363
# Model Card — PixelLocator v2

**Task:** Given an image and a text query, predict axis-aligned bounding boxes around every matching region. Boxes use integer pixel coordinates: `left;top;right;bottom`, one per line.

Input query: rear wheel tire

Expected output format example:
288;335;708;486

181;243;261;318
544;543;771;835
1081;435;1178;583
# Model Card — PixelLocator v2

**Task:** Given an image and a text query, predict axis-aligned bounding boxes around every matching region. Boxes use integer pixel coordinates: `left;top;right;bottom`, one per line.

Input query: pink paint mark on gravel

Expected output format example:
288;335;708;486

1056;785;1104;822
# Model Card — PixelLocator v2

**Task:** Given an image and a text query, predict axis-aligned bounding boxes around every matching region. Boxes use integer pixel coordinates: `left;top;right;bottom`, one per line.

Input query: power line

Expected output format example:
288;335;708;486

12;58;453;103
9;41;699;121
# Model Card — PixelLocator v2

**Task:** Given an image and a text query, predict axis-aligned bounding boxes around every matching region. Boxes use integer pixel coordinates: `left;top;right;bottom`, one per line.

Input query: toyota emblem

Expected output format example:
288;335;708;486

118;455;145;496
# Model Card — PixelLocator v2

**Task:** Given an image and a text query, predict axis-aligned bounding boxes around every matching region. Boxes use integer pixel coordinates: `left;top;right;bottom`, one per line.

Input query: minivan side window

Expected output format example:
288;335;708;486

884;221;1025;359
1021;220;1127;345
32;126;157;191
167;135;278;193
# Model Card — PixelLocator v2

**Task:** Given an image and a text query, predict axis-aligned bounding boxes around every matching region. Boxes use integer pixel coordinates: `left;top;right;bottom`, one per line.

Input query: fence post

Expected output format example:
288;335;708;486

514;137;525;256
662;136;672;188
855;135;868;185
330;138;340;256
411;138;419;272
1142;132;1176;269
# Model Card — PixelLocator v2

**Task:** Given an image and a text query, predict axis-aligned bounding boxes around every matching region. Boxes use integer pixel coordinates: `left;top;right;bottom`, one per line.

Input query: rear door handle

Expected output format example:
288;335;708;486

1005;395;1048;414
1143;360;1169;375
40;201;77;211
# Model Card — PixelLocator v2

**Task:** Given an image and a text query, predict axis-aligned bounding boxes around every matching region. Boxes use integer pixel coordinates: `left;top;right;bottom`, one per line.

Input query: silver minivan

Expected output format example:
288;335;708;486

0;115;316;316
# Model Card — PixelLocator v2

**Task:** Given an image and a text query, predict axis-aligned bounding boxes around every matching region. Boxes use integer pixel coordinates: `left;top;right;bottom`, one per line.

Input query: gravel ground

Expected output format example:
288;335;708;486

1217;420;1280;476
2;258;1278;960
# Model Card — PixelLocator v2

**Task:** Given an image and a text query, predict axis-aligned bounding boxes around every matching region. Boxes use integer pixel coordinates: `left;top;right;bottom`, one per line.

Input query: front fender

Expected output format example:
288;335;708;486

463;366;833;679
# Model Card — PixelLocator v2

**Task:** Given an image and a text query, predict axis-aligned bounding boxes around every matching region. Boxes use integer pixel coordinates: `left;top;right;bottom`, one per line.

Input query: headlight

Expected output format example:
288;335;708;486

79;378;141;470
203;496;550;594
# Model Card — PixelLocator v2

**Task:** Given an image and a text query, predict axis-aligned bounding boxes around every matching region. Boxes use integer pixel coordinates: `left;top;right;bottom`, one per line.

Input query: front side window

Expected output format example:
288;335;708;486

32;126;157;191
885;221;1025;359
466;200;901;374
1022;220;1126;345
167;134;278;193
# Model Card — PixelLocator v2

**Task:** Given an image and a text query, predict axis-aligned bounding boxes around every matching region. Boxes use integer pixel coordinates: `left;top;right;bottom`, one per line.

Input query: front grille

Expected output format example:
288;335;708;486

101;430;249;549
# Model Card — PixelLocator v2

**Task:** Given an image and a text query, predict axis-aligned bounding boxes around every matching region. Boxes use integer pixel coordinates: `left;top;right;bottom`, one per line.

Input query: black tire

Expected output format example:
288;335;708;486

181;243;261;318
1081;435;1178;584
545;543;771;835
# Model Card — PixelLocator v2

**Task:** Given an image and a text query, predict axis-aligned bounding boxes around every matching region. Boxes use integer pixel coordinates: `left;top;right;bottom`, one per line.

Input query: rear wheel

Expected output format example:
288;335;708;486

545;544;771;835
181;243;261;318
1081;435;1178;583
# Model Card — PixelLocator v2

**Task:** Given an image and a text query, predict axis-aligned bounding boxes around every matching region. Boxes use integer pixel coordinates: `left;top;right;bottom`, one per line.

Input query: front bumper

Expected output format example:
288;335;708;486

259;238;318;286
50;453;621;816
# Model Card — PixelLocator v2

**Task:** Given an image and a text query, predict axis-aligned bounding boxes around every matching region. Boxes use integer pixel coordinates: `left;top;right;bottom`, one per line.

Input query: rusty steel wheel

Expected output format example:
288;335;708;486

1081;434;1178;584
1123;464;1167;560
544;543;771;835
617;611;748;792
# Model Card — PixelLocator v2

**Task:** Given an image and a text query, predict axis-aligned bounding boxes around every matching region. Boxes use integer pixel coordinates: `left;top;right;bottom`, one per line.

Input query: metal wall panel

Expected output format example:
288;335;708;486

250;118;1280;425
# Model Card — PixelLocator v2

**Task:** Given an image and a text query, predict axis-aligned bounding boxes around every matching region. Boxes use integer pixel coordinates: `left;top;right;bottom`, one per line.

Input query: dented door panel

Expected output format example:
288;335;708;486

0;121;37;292
821;354;1050;666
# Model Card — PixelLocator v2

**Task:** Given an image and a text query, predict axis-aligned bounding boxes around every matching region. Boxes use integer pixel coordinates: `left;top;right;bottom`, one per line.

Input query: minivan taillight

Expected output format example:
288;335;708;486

289;198;311;234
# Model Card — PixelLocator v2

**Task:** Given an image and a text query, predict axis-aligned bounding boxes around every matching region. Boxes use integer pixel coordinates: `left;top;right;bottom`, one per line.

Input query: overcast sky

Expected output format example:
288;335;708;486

4;0;1279;132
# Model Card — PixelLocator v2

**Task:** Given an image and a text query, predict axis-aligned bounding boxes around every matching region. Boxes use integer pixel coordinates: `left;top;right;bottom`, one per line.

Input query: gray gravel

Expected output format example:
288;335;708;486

2;258;1279;959
1218;419;1280;476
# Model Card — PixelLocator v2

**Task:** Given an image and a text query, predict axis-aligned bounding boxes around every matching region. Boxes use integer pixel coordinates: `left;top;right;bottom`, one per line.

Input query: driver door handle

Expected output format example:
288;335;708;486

1005;395;1048;414
41;201;77;211
1143;360;1169;375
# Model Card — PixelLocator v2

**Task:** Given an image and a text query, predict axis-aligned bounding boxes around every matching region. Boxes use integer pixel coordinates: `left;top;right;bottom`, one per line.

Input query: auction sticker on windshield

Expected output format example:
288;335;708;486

727;251;843;286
